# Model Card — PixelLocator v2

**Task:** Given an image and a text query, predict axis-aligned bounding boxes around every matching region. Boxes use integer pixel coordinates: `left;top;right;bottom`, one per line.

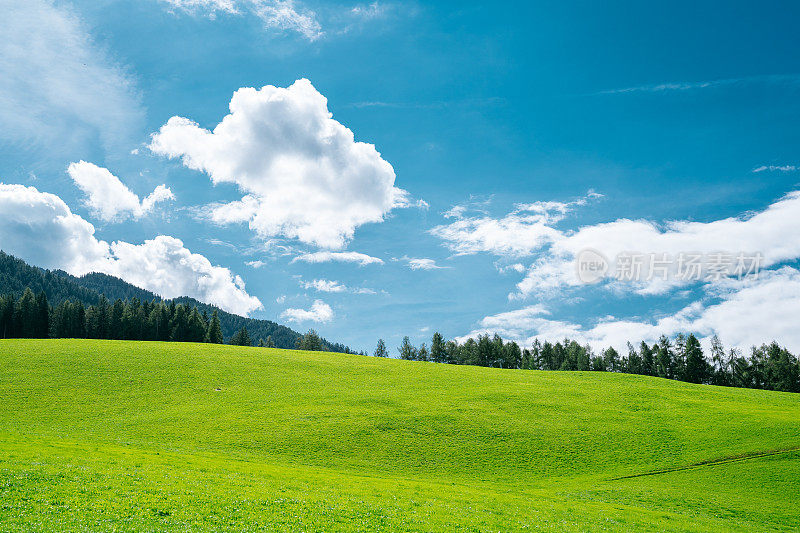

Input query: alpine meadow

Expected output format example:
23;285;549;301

1;340;799;531
2;1;800;531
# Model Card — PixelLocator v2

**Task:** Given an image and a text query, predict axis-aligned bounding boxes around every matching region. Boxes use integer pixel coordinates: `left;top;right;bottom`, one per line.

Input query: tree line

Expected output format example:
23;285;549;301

1;288;262;347
0;251;349;350
3;285;797;393
0;288;362;354
373;332;800;393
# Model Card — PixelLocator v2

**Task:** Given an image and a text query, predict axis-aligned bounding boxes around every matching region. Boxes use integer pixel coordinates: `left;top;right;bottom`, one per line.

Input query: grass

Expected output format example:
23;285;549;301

0;339;798;531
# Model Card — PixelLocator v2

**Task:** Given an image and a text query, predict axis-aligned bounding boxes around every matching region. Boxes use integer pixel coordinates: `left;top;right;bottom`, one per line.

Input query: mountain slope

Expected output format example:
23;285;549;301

0;251;347;350
0;339;798;531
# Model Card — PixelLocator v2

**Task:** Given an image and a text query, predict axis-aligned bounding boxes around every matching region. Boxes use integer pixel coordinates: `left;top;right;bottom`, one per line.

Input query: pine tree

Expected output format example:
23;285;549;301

709;335;727;386
297;329;323;351
0;295;15;338
14;288;38;338
503;340;523;369
673;333;687;381
187;307;207;342
626;342;643;374
603;346;620;372
656;335;672;379
230;326;251;346
430;332;446;363
110;299;124;340
35;291;49;338
85;305;102;339
398;336;416;360
170;304;189;342
374;338;388;357
97;295;110;339
640;341;655;376
683;334;708;384
264;335;275;348
417;342;429;362
206;310;224;344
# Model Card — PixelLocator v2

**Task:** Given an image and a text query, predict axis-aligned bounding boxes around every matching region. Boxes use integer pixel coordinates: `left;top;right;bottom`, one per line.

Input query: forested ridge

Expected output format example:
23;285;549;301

0;251;351;351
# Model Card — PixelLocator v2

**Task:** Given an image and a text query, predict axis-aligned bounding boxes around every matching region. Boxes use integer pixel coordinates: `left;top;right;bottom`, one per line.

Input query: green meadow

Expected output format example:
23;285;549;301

0;339;798;531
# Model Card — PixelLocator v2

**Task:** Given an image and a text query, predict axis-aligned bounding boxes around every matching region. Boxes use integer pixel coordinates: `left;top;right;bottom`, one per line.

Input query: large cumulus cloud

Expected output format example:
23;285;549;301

149;78;409;249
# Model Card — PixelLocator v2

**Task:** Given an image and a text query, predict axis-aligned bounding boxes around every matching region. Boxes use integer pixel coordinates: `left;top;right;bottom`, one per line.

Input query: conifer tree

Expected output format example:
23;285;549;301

640;341;655;376
683;334;708;384
35;291;49;338
603;346;620;372
14;288;38;338
230;326;251;346
297;329;323;351
398;336;416;360
417;342;429;362
430;332;446;363
374;338;388;357
207;310;224;344
656;335;672;379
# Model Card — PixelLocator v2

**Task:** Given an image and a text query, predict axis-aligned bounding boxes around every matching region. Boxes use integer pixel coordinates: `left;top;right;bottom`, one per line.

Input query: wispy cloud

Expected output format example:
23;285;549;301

291;251;384;266
594;73;800;95
395;256;448;271
0;0;143;152
300;278;376;294
345;97;505;110
350;2;388;20
753;165;797;173
161;0;322;41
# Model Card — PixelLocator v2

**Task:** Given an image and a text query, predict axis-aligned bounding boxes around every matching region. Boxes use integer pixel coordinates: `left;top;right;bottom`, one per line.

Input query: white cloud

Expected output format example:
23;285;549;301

150;79;410;248
0;183;261;315
350;2;387;19
246;260;266;268
253;0;322;41
302;278;346;292
595;74;800;95
433;189;800;298
496;262;526;274
461;268;800;353
160;0;322;41
160;0;238;14
291;251;384;266
515;190;800;298
401;257;447;270
0;0;142;151
753;165;797;173
431;193;599;257
281;299;333;323
300;278;376;294
107;236;262;315
443;205;467;219
432;213;562;257
67;161;174;222
354;287;378;295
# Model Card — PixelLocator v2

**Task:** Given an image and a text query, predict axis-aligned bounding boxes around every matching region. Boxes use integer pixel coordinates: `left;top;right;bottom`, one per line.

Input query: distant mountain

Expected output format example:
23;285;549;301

0;251;350;351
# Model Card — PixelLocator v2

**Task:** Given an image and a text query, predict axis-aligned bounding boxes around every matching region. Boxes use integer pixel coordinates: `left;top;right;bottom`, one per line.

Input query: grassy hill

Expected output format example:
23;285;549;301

1;340;798;531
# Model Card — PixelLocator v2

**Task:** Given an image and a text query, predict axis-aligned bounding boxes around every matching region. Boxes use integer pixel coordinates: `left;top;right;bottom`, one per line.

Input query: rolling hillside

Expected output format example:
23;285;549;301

0;339;798;531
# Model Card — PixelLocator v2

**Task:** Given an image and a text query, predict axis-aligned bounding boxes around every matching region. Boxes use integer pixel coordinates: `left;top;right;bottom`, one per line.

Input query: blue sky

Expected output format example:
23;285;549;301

1;0;800;353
